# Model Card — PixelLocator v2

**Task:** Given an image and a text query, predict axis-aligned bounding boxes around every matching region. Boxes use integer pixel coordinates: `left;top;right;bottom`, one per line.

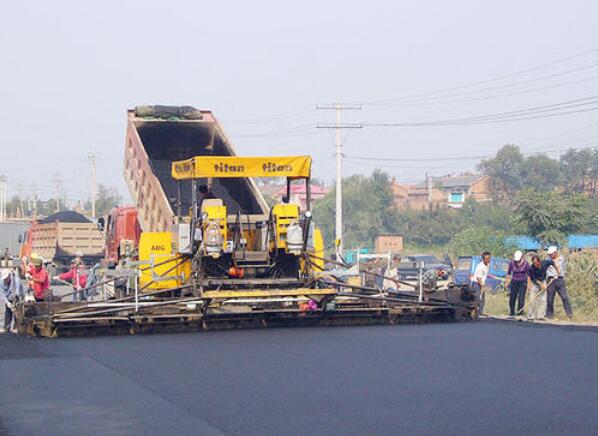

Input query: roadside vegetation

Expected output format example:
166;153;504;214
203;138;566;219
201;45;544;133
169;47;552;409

484;252;598;321
313;144;598;319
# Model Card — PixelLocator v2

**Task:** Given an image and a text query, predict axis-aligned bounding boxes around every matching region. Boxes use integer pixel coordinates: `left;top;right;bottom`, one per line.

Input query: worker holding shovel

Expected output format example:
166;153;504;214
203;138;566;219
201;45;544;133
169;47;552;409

544;246;573;320
54;254;88;302
526;255;548;320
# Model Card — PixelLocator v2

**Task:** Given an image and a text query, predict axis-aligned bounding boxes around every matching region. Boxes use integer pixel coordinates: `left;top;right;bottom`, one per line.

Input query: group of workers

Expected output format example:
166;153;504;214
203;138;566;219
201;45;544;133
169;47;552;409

0;253;90;333
472;246;573;320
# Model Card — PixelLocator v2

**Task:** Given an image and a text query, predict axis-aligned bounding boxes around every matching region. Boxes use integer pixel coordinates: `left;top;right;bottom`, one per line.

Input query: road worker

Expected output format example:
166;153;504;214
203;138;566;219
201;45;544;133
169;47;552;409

505;250;530;317
0;268;25;333
527;255;547;320
544;246;573;319
29;255;49;302
198;184;216;212
471;251;491;316
55;254;88;302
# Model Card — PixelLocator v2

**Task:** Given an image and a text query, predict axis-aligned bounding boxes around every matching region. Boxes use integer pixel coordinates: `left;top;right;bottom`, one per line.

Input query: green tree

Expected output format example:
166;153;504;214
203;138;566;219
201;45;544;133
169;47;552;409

448;227;515;258
312;170;397;250
512;190;590;246
460;199;514;231
521;154;560;192
478;144;524;201
559;148;594;195
84;184;119;217
397;208;465;246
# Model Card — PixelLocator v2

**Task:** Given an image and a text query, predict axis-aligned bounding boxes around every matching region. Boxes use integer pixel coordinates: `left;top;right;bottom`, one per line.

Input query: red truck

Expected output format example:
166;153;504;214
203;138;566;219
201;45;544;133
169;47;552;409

100;206;141;264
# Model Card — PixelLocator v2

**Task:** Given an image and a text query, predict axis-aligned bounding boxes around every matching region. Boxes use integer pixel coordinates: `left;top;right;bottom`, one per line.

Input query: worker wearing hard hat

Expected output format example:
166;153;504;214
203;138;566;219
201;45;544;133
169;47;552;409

544;246;573;319
506;250;530;317
55;255;88;302
29;255;50;302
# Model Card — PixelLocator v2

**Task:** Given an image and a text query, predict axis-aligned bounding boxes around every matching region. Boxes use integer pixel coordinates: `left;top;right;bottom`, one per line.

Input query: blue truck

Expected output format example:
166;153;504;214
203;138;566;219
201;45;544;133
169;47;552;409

454;255;509;292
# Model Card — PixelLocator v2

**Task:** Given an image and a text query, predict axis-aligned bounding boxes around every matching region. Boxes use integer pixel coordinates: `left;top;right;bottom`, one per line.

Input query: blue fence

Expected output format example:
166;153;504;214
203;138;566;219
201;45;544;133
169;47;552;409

505;234;598;250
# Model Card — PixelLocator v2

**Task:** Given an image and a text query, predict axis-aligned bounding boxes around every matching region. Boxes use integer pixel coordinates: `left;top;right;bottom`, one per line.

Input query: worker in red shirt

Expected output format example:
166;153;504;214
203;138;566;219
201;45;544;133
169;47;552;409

29;256;49;302
55;255;88;302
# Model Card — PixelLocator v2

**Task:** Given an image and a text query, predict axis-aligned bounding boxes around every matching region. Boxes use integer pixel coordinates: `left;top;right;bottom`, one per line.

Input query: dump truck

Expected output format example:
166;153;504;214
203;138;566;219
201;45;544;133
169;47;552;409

15;105;477;337
124;105;268;234
100;206;141;264
19;211;104;272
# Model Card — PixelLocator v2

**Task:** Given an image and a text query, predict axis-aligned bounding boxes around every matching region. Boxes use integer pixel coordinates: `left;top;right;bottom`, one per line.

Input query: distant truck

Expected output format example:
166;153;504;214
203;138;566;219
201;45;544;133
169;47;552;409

19;211;104;272
100;206;141;264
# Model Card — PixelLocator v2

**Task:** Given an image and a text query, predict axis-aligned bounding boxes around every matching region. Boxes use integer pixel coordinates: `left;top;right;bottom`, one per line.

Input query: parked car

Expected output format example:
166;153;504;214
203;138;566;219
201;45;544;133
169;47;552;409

453;255;509;292
397;254;452;280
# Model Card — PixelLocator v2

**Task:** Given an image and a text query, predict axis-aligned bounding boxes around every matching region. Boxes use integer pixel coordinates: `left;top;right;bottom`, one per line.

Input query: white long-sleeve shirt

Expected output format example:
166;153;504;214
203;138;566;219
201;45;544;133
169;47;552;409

472;261;489;286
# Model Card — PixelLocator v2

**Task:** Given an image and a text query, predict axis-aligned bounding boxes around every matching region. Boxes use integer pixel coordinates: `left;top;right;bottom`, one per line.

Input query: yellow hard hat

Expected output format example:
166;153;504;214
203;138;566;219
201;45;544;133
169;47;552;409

32;257;43;266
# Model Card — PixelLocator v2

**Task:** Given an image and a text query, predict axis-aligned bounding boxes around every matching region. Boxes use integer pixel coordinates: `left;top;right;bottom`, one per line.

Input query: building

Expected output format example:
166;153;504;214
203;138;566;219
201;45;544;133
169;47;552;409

392;174;491;210
392;183;446;211
260;182;330;210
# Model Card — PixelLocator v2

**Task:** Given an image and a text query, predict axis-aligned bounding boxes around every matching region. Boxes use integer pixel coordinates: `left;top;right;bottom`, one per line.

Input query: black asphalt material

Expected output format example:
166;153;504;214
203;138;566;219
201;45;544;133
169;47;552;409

0;320;597;435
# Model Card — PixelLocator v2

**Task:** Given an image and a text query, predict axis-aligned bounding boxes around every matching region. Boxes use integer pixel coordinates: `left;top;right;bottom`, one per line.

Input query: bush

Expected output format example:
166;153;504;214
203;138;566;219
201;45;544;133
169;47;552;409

566;252;598;319
448;227;516;259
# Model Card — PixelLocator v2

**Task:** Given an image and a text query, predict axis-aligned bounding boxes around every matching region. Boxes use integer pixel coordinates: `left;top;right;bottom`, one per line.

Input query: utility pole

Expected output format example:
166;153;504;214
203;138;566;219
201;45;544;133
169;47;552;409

88;152;97;219
31;184;38;219
52;173;63;213
0;175;7;222
317;104;362;256
426;172;433;210
16;184;24;218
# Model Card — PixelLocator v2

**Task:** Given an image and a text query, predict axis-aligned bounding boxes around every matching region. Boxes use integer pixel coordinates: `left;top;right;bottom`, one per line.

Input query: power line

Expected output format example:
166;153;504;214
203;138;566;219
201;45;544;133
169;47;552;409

224;104;315;124
359;46;598;105
375;73;598;107
230;123;320;138
365;60;598;106
345;144;597;163
360;96;598;127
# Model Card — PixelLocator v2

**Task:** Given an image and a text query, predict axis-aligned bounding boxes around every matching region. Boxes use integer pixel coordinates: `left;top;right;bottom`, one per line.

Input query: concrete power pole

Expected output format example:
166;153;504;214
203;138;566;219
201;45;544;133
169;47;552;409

0;175;7;222
52;173;63;213
31;184;38;219
426;172;433;210
88;152;97;219
16;184;24;218
317;104;362;256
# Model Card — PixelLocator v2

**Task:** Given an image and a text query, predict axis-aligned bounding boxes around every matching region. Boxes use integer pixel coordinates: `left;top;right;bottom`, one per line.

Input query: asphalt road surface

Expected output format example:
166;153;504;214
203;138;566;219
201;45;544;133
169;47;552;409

0;320;596;436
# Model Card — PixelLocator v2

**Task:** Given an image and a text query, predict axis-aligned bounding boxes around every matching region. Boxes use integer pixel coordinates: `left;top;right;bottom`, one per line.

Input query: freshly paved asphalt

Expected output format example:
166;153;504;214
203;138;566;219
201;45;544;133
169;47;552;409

0;320;596;436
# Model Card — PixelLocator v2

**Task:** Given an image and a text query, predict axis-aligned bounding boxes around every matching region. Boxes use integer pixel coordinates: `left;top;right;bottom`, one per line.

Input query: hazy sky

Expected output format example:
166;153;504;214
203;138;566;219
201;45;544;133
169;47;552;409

1;0;597;204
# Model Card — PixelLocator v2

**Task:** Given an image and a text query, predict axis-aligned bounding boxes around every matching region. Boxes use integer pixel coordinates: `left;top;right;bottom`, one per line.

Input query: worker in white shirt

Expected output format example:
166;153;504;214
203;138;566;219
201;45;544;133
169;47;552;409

471;251;491;316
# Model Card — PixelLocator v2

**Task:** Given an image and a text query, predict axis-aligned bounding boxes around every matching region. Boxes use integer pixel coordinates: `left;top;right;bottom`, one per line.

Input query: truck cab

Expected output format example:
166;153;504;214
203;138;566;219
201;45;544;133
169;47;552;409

102;206;141;264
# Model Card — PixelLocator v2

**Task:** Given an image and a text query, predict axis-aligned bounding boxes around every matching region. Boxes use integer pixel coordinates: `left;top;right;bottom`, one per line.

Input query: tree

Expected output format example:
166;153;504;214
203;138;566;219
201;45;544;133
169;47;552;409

559;148;594;195
512;190;590;246
396;208;465;246
478;144;525;202
448;227;515;258
521;154;560;192
460;199;514;231
312;170;398;250
84;184;119;217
